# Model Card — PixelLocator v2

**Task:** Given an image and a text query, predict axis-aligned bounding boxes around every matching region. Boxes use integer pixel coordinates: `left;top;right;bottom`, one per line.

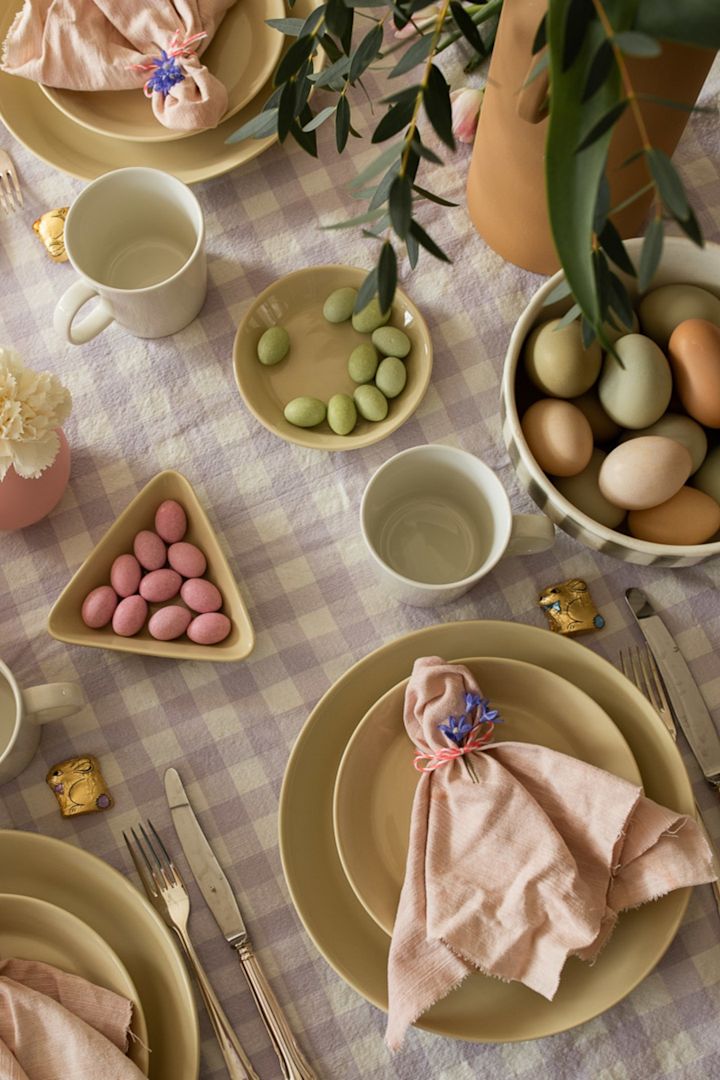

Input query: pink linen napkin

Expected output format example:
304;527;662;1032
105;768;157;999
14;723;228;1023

0;957;146;1080
386;657;718;1050
1;0;236;131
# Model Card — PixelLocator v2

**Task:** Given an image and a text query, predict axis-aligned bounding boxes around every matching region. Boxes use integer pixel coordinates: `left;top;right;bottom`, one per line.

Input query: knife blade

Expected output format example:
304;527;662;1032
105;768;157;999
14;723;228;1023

165;768;317;1080
626;588;720;789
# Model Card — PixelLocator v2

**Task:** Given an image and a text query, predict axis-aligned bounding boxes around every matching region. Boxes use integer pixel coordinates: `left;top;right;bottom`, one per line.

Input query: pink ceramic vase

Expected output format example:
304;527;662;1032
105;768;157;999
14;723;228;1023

0;429;71;530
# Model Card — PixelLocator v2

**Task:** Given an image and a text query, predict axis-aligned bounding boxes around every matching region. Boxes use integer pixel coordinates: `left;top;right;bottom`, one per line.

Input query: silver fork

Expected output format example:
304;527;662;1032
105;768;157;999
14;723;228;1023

124;823;259;1080
619;645;720;916
0;150;23;215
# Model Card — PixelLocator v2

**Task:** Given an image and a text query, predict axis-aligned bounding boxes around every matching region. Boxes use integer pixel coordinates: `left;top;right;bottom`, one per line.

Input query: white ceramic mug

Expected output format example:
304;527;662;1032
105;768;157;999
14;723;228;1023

360;444;555;607
54;167;206;344
0;659;85;784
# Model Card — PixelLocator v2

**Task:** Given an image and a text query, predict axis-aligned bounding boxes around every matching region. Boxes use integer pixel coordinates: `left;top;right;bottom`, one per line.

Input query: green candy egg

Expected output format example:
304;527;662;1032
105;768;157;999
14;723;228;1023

375;356;407;399
371;326;411;359
257;326;290;366
352;297;391;334
284;396;326;428
354;384;388;422
327;394;357;436
348;343;378;384
323;287;358;324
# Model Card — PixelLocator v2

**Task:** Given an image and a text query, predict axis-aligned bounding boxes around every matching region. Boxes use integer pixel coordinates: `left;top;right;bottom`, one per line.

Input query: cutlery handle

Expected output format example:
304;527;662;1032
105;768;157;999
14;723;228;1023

235;942;317;1080
694;800;720;919
175;929;260;1080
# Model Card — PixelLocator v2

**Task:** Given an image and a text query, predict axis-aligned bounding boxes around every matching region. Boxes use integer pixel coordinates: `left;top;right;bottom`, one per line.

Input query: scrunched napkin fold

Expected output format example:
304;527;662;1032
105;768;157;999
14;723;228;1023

386;657;718;1050
0;957;145;1079
1;0;236;131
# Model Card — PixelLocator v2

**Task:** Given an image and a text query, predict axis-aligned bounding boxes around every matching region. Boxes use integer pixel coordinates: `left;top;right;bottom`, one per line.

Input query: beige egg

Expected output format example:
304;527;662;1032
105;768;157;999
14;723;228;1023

628;487;720;545
639;283;720;349
554;449;627;530
619;413;707;474
571;392;620;443
524;319;602;398
521;399;593;477
598;436;693;510
668;319;720;428
693;446;720;504
598;334;672;429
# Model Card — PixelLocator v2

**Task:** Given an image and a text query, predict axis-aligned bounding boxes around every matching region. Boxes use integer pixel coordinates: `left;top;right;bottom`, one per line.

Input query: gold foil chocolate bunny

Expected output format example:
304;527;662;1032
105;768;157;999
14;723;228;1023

538;579;605;636
46;755;113;817
32;207;69;263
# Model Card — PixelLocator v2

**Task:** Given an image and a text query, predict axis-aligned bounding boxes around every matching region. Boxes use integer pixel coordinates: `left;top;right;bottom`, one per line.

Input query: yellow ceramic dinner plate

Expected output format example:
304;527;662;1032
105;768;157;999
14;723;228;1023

279;620;694;1043
333;657;642;936
0;893;149;1074
41;0;285;143
0;831;199;1080
0;0;321;183
48;470;255;662
233;266;433;451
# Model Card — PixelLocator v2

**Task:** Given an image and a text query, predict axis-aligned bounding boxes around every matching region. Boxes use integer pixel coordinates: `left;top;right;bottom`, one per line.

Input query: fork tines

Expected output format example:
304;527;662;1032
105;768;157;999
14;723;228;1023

0;151;23;214
123;820;183;897
619;643;672;718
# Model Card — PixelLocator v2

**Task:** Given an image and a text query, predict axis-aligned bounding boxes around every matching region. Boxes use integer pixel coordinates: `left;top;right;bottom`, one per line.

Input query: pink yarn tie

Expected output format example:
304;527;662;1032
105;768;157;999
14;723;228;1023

413;722;497;773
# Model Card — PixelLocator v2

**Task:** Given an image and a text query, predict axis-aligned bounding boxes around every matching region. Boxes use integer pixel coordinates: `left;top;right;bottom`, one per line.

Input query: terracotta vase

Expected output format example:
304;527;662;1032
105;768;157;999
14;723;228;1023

467;0;716;274
0;429;71;530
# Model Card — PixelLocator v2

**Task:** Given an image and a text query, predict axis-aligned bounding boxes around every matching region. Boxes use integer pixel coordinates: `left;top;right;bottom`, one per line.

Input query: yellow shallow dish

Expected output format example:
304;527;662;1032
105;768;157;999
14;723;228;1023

279;619;694;1043
0;893;149;1074
233;266;433;451
41;0;285;143
333;657;642;936
48;470;254;662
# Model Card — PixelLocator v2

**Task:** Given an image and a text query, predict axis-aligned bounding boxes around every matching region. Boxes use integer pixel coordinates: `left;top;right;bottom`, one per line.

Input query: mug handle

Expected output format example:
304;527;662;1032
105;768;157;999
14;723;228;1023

22;682;85;725
54;280;115;345
506;513;555;556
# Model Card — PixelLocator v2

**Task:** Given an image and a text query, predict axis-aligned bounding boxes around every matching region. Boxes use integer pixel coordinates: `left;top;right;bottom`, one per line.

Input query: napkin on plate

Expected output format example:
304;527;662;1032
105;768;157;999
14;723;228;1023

1;0;236;131
386;657;718;1050
0;957;145;1079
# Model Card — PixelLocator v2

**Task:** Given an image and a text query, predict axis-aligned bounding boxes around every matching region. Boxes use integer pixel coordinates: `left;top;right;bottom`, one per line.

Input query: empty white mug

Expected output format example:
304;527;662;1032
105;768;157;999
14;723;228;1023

0;659;85;784
360;444;555;607
54;167;207;344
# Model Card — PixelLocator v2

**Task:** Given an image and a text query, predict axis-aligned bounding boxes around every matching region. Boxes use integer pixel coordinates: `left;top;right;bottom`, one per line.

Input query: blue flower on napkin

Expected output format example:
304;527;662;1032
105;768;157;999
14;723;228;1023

438;714;474;746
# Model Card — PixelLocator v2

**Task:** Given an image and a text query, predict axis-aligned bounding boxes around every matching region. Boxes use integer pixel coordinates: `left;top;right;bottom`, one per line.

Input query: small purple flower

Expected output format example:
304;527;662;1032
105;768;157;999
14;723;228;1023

438;714;474;746
145;52;185;96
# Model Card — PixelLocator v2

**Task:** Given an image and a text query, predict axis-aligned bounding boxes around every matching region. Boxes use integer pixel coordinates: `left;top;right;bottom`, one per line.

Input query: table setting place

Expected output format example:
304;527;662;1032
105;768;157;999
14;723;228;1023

1;0;720;1078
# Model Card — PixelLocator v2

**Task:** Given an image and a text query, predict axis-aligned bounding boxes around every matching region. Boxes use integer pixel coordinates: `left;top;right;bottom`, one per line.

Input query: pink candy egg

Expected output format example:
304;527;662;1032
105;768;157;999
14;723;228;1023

187;612;232;645
112;595;148;637
110;553;142;598
81;585;118;629
168;541;207;578
140;568;182;603
133;530;166;571
181;578;222;614
148;605;193;641
155;499;187;544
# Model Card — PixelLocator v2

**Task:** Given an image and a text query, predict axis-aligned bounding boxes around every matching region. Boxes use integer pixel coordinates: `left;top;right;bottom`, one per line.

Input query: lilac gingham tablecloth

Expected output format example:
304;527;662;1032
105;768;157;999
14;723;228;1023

1;40;719;1080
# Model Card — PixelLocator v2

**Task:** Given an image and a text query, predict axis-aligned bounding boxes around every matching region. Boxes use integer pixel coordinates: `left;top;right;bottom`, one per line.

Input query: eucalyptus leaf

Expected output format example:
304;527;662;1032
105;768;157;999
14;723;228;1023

369;161;401;210
265;17;304;35
556;302;582;328
599;219;636;276
322;207;386;230
576;99;628;153
613;30;661;57
407;230;420;269
646;148;690;220
349;23;383;83
582;39;614;102
381;85;423;106
562;0;595;72
543;278;574;305
607;271;636;329
390;32;433;78
638;218;664;292
378;242;398;313
424;65;455;150
355;267;379;314
592;172;610;234
411;183;458;207
637;1;720;49
349;143;403;188
411;135;443;164
289;105;318;156
450;1;484;54
409;220;451;262
389;174;413;238
336;95;351;152
636;93;716;115
523;51;548;88
532;13;546;54
581;316;596;349
310;56;351;87
674;204;704;247
274;34;315;86
302;105;337;132
372;99;415;143
226;107;278;144
277;81;296;141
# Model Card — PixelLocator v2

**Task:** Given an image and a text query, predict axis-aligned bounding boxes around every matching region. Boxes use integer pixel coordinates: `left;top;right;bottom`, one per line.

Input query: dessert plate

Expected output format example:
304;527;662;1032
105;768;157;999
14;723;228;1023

41;0;285;143
333;657;642;935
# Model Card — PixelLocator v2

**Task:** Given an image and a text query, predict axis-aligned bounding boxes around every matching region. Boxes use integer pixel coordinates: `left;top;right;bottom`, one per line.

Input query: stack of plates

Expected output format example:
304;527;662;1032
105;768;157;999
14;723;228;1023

0;0;321;183
0;832;199;1078
279;620;695;1042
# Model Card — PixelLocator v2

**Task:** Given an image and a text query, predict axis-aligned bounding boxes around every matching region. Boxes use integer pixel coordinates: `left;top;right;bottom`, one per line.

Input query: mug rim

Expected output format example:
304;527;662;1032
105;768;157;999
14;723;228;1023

0;658;22;766
360;443;513;592
64;166;205;296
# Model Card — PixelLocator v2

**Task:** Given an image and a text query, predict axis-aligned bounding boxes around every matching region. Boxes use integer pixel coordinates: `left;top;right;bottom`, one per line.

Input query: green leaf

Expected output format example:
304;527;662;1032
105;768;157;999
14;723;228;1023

562;0;595;72
543;278;574;305
532;14;546;54
409;220;451;262
576;99;628;153
582;39;614;102
389;175;412;238
411;183;458;207
368;161;400;210
277;81;296;141
289;105;318;156
635;93;716;115
424;65;455;150
450;1;484;54
613;30;661;57
310;56;351;87
381;85;422;106
274;34;315;86
599;219;636;276
349;143;403;188
266;17;304;35
225;107;278;144
302;105;336;132
378;242;398;313
581;316;596;349
638;218;664;292
390;32;433;78
354;267;379;314
646;148;690;221
349;23;383;83
637;1;720;49
336;96;351;152
556;302;582;328
302;6;326;35
406;230;419;269
372;99;414;143
411;135;443;164
326;0;351;44
322;207;386;230
675;204;704;247
593;172;610;234
523;51;548;88
293;60;313;115
607;271;636;329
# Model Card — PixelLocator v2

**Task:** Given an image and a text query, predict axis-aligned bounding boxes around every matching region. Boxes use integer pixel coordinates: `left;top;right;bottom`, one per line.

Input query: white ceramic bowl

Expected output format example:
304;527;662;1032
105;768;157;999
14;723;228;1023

501;237;720;566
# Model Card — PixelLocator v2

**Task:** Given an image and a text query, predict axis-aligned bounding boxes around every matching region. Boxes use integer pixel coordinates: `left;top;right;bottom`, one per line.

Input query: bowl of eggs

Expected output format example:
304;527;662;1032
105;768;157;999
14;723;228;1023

501;237;720;566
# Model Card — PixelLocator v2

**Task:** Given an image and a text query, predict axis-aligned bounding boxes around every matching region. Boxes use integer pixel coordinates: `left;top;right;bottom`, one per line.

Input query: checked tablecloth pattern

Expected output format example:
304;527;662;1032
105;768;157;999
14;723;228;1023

1;40;719;1080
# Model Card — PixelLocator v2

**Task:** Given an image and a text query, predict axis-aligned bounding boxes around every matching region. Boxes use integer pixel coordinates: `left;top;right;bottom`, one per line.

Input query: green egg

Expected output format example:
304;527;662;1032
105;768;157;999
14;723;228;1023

354;384;388;422
323;287;358;324
257;326;290;366
327;394;357;436
352;297;391;334
284;396;326;428
372;326;411;359
375;356;407;399
348;343;379;384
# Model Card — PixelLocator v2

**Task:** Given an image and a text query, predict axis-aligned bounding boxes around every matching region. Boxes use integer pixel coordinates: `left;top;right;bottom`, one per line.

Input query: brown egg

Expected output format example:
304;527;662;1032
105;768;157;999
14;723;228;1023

571;391;620;443
668;319;720;428
521;399;593;477
628;487;720;545
598;436;693;510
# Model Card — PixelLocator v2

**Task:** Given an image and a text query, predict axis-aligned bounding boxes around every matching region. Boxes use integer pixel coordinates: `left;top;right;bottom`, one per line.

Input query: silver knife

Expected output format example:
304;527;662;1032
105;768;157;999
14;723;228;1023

626;588;720;793
165;768;317;1080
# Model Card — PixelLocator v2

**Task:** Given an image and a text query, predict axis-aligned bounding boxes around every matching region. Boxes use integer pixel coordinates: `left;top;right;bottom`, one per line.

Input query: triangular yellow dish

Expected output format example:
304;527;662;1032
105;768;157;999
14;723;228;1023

48;471;254;663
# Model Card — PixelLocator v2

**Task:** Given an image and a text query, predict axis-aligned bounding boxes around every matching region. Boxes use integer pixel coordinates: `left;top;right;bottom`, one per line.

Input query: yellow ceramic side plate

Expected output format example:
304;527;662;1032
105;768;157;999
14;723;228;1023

41;0;285;143
233;266;433;451
48;470;255;662
279;620;694;1044
0;893;149;1074
333;657;642;936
